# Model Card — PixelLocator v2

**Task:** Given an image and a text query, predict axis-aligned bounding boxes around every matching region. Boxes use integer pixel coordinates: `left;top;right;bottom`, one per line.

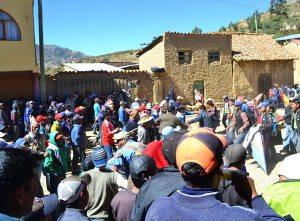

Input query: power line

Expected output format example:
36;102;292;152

211;0;264;10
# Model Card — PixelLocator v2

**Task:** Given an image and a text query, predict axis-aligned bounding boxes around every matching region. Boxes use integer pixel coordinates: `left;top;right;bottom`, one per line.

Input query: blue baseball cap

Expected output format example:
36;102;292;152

234;100;243;106
91;146;108;168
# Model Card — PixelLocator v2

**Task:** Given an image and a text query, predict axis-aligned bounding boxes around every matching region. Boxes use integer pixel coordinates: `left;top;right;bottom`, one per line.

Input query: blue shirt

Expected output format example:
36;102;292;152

118;107;128;126
0;213;21;221
93;103;101;119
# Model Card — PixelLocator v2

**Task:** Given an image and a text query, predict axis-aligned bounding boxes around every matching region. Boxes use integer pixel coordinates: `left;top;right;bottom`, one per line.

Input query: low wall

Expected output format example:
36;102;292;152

46;70;154;101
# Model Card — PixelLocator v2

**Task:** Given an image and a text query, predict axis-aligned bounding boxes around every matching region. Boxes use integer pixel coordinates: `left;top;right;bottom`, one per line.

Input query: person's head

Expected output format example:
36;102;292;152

36;115;47;127
57;176;90;209
130;155;157;189
205;100;214;109
120;101;126;107
138;114;153;128
223;95;229;103
55;113;63;123
30;122;40;135
278;153;300;181
113;131;128;148
72;114;83;125
162;131;186;166
234;100;242;110
290;99;300;112
167;105;176;114
223;144;246;169
82;155;95;172
266;105;275;113
103;110;112;121
176;131;224;188
94;98;100;104
0;149;38;218
176;96;183;102
229;98;235;106
199;105;206;111
12;103;18;110
91;146;108;169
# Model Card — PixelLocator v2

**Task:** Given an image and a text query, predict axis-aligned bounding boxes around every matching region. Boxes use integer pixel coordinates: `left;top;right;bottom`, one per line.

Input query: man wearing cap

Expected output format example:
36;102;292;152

219;144;249;207
145;131;284;221
43;132;71;194
57;176;90;221
71;114;86;175
188;105;213;129
111;155;157;221
118;101;129;127
137;114;154;145
93;98;101;135
130;131;186;221
24;101;34;133
10;102;20;141
263;153;300;220
51;113;63;134
82;147;127;220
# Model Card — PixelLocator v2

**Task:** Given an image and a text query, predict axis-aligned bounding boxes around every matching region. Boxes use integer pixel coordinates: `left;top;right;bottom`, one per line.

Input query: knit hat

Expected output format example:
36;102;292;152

91;146;108;168
279;153;300;179
57;176;90;204
162;131;186;165
176;131;223;175
224;144;247;167
130;155;157;180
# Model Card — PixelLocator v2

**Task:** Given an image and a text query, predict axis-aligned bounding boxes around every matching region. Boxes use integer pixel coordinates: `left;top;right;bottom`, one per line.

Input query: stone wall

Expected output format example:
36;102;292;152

283;42;300;84
139;40;165;72
233;60;294;97
46;71;154;101
163;33;233;102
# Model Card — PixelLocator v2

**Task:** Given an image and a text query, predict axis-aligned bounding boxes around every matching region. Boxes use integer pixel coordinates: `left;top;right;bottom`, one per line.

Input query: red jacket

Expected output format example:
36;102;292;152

101;120;115;145
143;140;169;169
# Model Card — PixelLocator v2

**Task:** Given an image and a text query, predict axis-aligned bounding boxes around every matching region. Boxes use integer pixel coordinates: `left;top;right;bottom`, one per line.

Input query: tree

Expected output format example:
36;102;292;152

219;26;227;32
192;27;202;34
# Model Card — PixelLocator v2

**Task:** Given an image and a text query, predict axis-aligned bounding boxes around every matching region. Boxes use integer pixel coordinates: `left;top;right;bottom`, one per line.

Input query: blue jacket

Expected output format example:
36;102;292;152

71;124;85;147
189;110;214;129
145;186;285;221
118;107;128;126
23;107;32;123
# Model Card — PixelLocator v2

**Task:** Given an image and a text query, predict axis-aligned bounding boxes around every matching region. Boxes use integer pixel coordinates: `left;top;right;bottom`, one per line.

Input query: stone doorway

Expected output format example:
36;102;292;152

258;74;271;95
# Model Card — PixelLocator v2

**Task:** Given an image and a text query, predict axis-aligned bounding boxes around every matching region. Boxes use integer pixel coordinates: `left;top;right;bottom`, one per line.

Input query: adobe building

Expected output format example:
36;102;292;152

277;34;300;84
0;0;39;100
138;32;295;102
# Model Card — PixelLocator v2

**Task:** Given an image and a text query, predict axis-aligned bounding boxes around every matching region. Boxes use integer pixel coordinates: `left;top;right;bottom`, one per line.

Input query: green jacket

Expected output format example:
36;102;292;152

42;132;71;175
263;180;300;221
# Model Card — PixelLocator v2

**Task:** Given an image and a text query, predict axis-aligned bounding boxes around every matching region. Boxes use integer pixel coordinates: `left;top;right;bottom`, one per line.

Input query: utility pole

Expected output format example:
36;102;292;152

38;0;46;101
254;12;258;33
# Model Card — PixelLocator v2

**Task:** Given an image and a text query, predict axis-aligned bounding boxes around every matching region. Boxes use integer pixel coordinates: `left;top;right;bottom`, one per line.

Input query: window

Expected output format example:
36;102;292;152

208;50;220;63
0;10;21;41
178;51;192;64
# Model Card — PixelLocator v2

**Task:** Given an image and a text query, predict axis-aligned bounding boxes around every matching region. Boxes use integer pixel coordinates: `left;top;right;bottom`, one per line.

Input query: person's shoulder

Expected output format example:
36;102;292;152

217;202;259;219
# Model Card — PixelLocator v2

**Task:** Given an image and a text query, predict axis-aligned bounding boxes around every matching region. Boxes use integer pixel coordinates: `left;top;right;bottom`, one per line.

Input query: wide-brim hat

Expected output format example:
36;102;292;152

113;131;128;140
138;114;153;125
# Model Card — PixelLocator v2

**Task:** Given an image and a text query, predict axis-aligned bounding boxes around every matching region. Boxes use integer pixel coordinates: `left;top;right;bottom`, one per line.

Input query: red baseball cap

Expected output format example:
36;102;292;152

55;113;63;120
36;115;47;124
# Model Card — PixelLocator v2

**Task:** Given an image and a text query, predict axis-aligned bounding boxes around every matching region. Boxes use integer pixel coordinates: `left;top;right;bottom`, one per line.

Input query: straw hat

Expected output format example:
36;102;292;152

138;114;153;125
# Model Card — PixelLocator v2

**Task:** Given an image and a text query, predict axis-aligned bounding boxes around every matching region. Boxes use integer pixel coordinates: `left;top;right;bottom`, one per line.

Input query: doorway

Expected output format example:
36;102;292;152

193;80;204;101
258;74;271;95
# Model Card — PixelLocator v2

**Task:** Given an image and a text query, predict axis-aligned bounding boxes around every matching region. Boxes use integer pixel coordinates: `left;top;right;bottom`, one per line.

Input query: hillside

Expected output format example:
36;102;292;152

218;0;300;38
36;45;139;75
79;49;139;63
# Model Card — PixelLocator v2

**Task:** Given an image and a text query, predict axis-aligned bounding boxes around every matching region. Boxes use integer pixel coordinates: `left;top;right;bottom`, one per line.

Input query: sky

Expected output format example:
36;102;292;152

34;0;270;56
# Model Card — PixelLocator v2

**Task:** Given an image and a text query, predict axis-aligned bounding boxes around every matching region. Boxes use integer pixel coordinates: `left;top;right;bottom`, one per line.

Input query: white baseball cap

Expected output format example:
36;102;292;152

57;176;89;204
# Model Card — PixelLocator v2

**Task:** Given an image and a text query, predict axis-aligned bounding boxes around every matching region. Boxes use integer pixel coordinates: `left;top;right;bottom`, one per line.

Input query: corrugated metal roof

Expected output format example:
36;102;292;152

276;34;300;42
232;34;297;61
64;63;124;72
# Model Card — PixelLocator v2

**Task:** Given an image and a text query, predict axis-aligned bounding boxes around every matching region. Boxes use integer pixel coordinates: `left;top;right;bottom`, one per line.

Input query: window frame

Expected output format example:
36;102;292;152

178;50;192;65
0;9;21;41
208;50;220;64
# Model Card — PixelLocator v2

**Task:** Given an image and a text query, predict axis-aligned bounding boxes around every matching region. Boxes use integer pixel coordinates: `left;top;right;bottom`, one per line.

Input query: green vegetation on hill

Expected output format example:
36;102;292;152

217;0;300;38
79;49;139;63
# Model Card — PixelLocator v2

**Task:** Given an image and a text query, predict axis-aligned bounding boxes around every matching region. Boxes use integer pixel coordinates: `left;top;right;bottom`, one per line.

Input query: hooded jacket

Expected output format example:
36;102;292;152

43;132;71;175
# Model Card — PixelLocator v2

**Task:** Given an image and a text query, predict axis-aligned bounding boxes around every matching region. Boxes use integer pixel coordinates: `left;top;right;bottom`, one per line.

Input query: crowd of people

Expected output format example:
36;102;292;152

0;83;299;221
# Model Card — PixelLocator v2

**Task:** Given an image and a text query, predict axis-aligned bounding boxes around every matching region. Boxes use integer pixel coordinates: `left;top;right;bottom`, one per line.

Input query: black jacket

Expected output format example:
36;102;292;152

130;166;185;221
